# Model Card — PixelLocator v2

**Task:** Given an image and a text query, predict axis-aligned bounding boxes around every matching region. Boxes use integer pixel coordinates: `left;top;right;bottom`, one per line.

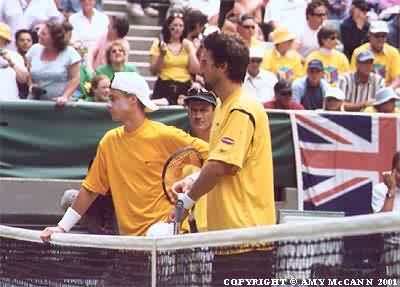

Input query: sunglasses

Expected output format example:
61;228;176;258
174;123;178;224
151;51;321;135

187;87;216;98
250;58;262;63
372;33;387;39
111;48;124;53
279;91;292;97
329;36;337;40
172;12;184;18
312;12;326;17
242;25;255;30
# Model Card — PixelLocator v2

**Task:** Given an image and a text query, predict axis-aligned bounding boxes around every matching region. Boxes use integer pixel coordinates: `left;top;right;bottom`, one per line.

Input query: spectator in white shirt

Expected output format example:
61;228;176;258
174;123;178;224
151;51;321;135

243;46;277;104
295;0;328;58
0;23;29;101
69;0;109;51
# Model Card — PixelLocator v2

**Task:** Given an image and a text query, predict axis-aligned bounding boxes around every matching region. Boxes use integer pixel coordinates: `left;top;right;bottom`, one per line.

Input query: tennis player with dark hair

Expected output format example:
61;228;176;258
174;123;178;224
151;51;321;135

41;72;208;241
172;32;276;282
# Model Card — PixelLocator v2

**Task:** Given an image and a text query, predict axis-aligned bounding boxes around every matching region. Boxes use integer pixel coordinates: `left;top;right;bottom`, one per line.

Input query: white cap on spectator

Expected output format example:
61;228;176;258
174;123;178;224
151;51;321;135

325;87;345;101
202;25;220;37
249;47;265;59
111;72;159;112
369;21;389;33
373;87;400;106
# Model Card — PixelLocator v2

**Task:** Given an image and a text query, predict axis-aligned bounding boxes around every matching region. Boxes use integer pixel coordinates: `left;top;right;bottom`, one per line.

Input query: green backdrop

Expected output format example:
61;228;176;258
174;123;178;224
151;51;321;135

0;101;296;187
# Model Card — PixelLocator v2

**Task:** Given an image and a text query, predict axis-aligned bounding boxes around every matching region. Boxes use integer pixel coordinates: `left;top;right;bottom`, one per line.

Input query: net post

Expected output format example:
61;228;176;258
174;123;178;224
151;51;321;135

151;238;157;287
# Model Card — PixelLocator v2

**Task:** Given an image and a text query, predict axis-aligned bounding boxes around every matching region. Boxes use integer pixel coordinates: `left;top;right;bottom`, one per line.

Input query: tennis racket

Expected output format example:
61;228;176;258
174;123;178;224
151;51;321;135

162;147;203;234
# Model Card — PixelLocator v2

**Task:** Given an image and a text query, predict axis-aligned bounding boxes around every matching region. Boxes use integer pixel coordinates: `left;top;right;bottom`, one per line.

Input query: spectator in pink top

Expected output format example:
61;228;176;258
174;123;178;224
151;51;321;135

87;15;130;72
264;79;305;110
379;0;400;10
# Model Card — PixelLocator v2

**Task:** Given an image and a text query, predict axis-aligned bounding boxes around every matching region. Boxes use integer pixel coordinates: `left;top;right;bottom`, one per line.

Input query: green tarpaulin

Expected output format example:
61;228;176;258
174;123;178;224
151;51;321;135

0;101;296;187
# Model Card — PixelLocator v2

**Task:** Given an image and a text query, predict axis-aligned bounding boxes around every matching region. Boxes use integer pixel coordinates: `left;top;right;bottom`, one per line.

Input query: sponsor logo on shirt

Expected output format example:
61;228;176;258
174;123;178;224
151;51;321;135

324;66;338;84
373;63;386;79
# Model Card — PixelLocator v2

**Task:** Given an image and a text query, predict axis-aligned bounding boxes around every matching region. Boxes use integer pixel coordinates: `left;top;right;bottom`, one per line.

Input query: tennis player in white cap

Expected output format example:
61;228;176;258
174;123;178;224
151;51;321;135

41;72;208;240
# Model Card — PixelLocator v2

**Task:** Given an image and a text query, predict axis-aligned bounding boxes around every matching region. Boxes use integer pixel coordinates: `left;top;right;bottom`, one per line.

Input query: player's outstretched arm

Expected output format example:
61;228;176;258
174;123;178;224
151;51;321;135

40;186;99;242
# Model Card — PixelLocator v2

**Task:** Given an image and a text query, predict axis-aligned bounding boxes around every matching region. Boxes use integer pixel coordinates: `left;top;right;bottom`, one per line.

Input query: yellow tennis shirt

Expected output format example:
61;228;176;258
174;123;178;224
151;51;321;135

206;87;276;231
83;119;209;236
351;43;400;86
150;40;192;82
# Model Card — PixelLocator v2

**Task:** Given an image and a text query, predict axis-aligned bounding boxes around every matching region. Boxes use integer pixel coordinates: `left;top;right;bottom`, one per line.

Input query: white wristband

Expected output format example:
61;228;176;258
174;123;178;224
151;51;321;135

177;193;195;209
186;171;200;183
58;207;82;232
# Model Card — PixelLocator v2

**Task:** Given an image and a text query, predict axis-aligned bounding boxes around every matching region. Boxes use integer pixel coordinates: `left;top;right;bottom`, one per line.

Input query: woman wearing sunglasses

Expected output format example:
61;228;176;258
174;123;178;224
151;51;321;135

150;13;200;106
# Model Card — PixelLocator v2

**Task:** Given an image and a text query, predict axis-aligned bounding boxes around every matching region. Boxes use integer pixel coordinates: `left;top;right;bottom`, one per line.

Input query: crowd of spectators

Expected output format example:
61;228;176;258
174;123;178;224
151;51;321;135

0;0;399;115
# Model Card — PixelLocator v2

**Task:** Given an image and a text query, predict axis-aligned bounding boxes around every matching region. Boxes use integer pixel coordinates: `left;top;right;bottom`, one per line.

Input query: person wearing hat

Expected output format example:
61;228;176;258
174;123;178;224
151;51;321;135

351;20;400;87
363;87;400;113
306;25;350;85
338;50;385;111
264;78;305;110
261;26;304;83
243;46;277;104
0;22;29;101
322;87;346;111
292;59;330;110
340;0;370;61
41;72;209;241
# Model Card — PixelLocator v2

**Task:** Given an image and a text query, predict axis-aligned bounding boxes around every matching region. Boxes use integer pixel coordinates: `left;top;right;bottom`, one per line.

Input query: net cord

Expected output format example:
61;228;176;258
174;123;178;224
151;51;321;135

1;212;400;251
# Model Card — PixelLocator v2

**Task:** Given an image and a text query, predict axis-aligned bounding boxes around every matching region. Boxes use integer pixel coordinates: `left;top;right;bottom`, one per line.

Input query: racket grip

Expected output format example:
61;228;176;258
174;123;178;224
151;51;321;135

174;199;184;235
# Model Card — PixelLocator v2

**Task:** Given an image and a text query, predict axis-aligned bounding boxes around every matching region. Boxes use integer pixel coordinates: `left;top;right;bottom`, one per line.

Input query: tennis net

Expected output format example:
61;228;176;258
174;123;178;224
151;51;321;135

1;212;400;287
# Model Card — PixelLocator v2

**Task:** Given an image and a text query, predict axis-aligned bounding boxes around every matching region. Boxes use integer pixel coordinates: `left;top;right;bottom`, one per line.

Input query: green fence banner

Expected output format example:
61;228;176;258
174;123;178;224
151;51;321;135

0;101;296;187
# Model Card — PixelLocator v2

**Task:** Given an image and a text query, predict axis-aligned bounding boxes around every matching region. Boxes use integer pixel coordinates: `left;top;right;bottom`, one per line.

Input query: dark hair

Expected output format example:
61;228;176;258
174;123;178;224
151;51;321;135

15;29;33;42
392;152;400;170
317;25;337;46
62;21;73;33
184;9;208;35
46;20;68;52
274;79;292;94
161;13;185;43
110;16;129;38
203;32;249;83
306;0;327;19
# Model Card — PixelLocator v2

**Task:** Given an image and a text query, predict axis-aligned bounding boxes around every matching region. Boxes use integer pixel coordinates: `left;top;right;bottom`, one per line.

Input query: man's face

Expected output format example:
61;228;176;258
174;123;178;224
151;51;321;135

200;49;222;90
356;60;374;76
308;5;327;27
248;58;262;76
324;97;342;111
16;32;33;54
80;0;96;12
107;89;132;122
307;68;323;86
376;99;396;113
187;100;214;133
369;32;387;52
276;90;292;108
238;18;256;41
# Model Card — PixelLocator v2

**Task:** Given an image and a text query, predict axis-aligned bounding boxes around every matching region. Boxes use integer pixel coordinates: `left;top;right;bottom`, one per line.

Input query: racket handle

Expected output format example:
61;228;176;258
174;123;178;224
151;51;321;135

174;199;184;235
188;212;198;233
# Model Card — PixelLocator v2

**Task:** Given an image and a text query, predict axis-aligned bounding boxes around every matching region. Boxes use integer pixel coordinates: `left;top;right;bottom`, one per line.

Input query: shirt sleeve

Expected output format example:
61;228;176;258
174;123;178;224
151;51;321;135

67;46;82;65
208;110;255;168
82;140;110;194
291;79;303;104
371;182;389;213
149;40;160;56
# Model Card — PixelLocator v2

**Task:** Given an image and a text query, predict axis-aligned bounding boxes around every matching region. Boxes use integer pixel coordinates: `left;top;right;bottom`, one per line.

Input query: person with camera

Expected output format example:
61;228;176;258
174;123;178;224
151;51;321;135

0;23;29;101
27;20;81;106
150;13;200;106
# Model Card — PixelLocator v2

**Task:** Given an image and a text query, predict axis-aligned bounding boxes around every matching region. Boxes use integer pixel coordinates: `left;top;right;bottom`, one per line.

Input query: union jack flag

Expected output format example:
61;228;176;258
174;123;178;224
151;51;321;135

293;112;400;216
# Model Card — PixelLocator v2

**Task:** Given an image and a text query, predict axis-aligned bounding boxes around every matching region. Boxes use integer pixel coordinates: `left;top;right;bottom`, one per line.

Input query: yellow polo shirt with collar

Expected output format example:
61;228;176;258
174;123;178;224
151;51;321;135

362;106;400;114
206;87;276;231
261;48;304;83
83;119;209;236
351;43;400;86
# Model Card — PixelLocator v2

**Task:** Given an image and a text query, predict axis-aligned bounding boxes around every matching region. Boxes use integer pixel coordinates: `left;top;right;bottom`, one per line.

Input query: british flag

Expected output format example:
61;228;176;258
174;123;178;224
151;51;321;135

293;112;400;216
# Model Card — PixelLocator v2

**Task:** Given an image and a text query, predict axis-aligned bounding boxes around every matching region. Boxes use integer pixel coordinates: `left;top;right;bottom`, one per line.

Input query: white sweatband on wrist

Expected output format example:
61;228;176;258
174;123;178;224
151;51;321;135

57;207;82;232
177;192;195;209
186;171;200;183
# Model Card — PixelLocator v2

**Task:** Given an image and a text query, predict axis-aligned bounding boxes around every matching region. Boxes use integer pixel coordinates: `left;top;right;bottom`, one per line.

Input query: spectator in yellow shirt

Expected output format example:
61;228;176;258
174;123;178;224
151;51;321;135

261;26;304;83
306;25;350;85
363;87;400;114
40;72;209;241
351;21;400;87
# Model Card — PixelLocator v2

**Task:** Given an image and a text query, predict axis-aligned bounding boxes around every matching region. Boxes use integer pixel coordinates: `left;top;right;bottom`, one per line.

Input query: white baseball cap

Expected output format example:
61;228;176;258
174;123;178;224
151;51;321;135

249;46;265;59
325;87;345;101
111;72;159;112
369;20;389;34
